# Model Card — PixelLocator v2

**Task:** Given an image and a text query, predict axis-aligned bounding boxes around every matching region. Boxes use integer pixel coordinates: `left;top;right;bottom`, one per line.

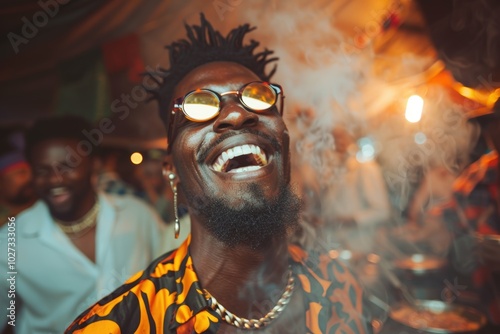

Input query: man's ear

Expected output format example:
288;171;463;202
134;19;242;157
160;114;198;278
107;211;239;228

162;155;177;180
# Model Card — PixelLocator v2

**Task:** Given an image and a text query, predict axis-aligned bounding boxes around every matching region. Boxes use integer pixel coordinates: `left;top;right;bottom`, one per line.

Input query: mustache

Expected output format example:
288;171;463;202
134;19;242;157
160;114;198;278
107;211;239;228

197;128;282;163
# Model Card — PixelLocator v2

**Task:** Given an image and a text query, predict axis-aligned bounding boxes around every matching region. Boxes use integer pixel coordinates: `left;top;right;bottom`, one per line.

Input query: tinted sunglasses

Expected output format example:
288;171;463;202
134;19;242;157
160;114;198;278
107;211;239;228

167;81;284;149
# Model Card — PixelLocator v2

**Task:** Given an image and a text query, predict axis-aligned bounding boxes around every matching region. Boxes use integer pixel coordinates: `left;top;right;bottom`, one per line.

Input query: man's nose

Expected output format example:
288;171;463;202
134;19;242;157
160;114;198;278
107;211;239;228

47;168;65;185
212;99;259;132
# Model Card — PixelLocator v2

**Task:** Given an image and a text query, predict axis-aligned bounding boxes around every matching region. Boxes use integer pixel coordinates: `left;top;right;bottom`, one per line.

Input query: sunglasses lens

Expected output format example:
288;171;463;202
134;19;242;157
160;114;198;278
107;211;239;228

241;83;276;111
183;90;220;121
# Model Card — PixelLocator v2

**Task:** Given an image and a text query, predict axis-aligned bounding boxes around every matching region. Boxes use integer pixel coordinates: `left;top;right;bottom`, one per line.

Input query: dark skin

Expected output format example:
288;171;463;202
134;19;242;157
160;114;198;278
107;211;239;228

168;61;306;332
0;163;35;224
30;139;98;262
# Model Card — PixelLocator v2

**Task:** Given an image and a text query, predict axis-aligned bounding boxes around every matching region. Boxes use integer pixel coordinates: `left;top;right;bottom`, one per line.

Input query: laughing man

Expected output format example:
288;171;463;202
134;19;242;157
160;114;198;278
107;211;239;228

66;14;370;334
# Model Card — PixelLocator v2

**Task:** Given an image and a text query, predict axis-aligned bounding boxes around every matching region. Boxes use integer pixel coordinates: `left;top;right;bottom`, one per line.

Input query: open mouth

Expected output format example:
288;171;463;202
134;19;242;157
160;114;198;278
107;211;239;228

47;187;71;205
212;144;268;173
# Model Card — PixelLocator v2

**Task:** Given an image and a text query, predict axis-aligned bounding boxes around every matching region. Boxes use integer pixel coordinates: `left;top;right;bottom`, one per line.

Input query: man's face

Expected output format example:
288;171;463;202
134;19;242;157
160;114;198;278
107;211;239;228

170;61;291;212
30;139;95;218
0;163;35;206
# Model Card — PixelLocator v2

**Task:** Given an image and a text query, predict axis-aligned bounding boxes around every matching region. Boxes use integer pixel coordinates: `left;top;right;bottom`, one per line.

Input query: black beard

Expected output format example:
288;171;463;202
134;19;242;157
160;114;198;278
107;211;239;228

199;183;301;250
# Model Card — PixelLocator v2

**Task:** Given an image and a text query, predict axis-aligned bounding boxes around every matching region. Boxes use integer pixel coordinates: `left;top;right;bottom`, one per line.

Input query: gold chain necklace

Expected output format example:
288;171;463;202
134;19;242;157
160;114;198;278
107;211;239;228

55;201;100;235
203;267;295;330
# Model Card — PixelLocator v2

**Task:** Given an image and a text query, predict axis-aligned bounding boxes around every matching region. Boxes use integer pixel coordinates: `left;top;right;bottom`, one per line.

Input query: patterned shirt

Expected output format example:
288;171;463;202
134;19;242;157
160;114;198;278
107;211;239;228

429;151;500;323
65;235;370;333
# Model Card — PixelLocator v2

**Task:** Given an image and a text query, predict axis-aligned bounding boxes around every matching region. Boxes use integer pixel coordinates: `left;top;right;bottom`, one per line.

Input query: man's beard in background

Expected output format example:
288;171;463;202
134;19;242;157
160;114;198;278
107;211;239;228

200;183;301;250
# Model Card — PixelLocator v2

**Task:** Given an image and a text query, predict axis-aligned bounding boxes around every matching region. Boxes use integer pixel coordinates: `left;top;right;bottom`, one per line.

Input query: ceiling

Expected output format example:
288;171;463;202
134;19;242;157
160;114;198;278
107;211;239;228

0;0;498;144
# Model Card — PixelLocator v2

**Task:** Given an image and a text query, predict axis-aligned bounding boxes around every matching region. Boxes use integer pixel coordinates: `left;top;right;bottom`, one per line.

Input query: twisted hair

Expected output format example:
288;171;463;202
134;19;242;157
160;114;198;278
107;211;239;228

25;115;93;162
144;13;278;135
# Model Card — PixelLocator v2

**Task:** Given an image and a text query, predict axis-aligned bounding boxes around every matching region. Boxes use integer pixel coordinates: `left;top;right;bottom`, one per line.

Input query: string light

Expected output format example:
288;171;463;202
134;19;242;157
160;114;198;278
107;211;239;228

405;95;424;123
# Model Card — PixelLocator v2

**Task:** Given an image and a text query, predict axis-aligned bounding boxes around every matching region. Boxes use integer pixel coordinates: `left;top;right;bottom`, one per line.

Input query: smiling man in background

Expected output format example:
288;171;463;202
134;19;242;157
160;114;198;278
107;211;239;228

0;115;171;334
66;14;370;334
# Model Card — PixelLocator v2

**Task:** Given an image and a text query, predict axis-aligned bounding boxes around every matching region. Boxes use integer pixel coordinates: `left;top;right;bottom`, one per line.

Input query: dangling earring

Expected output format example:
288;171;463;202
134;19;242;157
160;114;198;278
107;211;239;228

167;172;180;239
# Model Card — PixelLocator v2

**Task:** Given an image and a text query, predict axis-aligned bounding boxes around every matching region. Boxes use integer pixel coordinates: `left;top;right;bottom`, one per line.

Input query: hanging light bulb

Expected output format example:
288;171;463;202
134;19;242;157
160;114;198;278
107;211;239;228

405;95;424;123
130;152;143;165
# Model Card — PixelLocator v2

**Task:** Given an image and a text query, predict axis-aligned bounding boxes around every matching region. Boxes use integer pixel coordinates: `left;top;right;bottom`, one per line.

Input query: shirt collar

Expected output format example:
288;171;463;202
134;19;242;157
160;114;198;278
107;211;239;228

169;238;334;330
169;235;212;329
19;193;112;238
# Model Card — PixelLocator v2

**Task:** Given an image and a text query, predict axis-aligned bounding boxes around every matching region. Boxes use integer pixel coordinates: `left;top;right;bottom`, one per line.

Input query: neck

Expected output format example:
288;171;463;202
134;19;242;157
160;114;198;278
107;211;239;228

189;219;291;319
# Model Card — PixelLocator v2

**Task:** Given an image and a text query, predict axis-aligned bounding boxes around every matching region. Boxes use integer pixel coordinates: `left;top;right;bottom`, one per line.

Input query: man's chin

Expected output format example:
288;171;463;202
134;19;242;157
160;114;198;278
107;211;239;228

46;201;75;220
200;184;301;249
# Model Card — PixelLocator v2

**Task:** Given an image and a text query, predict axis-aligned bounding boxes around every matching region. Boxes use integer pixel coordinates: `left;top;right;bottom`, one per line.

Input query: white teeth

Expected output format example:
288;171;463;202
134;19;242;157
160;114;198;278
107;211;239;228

212;144;268;172
234;146;243;156
229;166;261;173
242;144;251;155
50;187;67;195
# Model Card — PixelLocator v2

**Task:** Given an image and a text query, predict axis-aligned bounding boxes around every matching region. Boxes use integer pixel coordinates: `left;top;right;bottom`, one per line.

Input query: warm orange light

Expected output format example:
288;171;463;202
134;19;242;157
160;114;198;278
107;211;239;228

457;86;477;100
405;95;424;123
130;152;143;165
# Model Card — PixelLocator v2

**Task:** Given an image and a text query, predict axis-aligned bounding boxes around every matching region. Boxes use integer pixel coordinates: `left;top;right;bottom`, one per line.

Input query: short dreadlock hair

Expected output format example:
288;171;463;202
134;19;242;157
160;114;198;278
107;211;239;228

25;115;94;163
144;13;278;135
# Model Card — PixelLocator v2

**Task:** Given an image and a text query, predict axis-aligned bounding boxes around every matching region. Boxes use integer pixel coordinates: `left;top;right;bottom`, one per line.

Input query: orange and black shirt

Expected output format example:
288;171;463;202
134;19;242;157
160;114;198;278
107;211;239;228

65;236;370;333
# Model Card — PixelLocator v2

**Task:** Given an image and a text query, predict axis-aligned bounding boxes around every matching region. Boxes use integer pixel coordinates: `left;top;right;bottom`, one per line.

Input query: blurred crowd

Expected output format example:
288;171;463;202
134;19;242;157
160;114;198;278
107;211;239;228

0;116;189;334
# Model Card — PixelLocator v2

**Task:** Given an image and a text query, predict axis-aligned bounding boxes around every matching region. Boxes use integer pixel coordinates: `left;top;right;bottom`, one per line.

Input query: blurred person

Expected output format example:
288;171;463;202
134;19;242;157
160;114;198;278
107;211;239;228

386;163;461;259
66;14;370;333
96;146;190;250
428;102;500;328
321;125;391;253
95;146;136;196
136;154;175;222
0;115;171;334
0;128;36;225
406;166;458;226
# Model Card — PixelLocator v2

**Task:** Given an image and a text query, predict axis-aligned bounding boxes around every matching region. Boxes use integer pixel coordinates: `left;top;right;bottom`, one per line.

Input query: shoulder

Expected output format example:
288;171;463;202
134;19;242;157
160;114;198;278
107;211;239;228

101;192;148;207
290;245;370;333
0;217;16;236
65;249;179;333
0;201;48;236
289;244;363;295
100;193;158;216
15;200;45;220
